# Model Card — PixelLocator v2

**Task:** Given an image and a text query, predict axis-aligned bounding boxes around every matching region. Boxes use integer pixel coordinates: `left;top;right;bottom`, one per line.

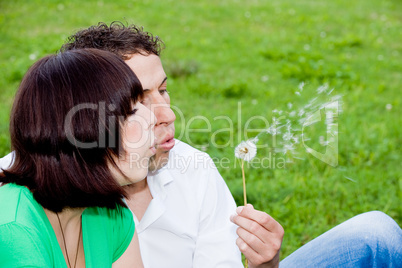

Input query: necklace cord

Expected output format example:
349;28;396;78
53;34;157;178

56;213;82;268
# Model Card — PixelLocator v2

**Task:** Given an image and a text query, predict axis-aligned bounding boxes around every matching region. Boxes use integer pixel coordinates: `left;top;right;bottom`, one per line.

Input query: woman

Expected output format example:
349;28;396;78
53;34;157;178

0;48;156;267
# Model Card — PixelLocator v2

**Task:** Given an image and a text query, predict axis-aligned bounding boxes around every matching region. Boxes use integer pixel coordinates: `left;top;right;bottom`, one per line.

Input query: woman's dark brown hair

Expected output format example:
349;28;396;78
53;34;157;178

0;48;143;212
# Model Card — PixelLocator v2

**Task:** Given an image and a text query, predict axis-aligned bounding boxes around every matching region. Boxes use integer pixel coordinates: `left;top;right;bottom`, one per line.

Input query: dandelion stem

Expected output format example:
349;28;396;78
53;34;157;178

241;160;247;205
241;160;248;268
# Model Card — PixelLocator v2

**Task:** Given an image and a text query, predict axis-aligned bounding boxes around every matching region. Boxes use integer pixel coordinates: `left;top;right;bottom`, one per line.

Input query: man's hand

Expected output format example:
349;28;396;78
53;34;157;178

230;204;284;268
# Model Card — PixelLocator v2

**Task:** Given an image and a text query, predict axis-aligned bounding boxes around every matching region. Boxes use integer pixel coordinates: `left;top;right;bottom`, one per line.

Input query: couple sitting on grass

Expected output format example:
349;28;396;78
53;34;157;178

0;22;401;268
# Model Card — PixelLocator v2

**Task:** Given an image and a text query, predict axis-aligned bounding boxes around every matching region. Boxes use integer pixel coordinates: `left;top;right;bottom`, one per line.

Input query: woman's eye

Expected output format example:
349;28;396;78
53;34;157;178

140;97;149;105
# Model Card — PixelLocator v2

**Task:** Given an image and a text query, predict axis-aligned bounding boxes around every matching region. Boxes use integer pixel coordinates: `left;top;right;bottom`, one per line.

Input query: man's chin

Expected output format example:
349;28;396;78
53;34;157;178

148;153;170;172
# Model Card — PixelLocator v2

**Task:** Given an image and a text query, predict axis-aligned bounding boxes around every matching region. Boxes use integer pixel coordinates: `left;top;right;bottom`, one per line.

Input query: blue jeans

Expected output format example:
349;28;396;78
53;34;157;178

280;211;402;268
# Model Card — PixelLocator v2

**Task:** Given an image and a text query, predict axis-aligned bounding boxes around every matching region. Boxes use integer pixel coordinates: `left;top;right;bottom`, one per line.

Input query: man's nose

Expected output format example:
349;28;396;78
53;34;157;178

151;98;176;126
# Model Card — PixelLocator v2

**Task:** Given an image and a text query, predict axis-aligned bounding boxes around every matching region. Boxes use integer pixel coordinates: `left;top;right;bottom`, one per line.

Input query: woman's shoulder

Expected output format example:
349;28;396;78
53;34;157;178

0;227;48;266
83;205;135;263
85;204;133;221
0;183;36;226
84;205;134;237
0;211;49;266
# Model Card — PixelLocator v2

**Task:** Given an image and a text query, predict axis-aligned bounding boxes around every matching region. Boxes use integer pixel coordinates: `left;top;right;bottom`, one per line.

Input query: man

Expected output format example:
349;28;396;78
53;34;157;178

1;22;401;267
62;22;279;268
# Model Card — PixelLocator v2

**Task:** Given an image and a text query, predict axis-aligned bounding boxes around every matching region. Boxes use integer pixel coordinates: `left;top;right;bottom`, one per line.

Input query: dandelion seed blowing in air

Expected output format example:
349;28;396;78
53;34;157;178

234;83;342;267
234;82;342;207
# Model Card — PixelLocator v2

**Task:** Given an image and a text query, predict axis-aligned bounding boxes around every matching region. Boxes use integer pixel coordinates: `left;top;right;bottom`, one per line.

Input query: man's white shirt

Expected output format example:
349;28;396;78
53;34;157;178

0;140;243;267
136;140;242;267
0;153;13;170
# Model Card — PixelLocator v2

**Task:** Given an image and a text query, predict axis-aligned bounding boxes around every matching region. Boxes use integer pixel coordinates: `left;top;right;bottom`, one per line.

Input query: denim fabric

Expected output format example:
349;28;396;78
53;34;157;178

280;211;402;268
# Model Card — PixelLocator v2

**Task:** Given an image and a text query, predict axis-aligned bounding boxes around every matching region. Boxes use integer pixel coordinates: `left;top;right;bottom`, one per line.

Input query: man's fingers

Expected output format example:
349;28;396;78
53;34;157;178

236;225;282;254
235;204;284;235
231;205;284;266
232;212;269;240
236;225;264;251
236;236;275;267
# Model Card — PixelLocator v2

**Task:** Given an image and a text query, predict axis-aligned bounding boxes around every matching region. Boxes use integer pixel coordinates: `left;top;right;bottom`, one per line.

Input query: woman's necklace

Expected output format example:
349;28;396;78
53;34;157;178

56;213;82;268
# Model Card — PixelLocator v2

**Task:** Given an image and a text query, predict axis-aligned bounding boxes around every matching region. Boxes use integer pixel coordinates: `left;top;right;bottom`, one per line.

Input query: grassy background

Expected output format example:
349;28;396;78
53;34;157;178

1;0;401;260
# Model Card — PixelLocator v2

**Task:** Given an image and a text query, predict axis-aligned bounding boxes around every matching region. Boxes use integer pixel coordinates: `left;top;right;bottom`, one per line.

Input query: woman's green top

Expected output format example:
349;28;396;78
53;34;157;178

0;183;134;267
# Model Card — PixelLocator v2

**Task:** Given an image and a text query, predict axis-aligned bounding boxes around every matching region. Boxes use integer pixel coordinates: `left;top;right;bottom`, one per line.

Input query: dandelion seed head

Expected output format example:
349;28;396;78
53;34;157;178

235;140;257;162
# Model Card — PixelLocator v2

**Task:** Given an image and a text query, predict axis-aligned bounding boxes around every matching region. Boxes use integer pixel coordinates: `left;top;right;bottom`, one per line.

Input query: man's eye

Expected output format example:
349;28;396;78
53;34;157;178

159;89;170;95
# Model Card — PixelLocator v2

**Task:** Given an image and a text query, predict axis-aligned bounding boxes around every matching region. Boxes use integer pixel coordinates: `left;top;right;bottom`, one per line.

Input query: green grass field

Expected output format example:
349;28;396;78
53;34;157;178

1;0;401;260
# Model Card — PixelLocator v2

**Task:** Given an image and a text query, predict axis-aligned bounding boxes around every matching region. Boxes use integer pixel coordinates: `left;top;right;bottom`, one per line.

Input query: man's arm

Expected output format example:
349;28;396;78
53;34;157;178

230;204;284;268
192;156;244;267
0;152;14;170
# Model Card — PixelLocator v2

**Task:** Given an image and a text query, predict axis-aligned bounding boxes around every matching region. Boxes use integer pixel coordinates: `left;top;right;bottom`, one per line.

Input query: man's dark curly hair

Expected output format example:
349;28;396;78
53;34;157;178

61;21;164;60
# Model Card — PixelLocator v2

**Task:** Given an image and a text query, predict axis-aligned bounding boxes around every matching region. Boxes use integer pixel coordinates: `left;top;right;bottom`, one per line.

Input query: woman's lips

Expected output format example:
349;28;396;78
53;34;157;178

156;138;175;151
